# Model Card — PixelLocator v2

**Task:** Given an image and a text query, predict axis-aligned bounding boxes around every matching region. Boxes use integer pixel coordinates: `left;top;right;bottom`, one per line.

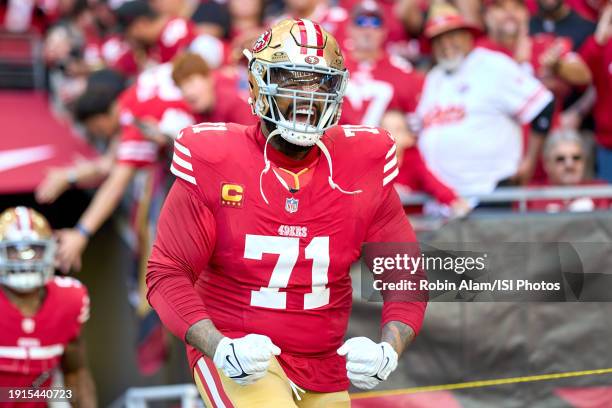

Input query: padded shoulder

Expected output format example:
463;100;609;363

324;125;399;188
171;122;248;196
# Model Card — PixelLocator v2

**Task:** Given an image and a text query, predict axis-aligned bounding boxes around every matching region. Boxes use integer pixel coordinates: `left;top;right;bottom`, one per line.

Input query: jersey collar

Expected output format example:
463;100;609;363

250;122;321;170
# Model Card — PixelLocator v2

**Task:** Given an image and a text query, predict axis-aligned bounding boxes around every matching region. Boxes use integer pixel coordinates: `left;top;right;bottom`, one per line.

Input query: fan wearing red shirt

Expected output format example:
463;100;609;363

341;1;425;127
340;0;427;57
171;52;257;126
0;207;95;408
147;19;426;407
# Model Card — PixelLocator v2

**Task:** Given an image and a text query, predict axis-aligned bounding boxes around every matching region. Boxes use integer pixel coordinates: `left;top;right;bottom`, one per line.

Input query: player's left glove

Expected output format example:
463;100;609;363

337;337;398;390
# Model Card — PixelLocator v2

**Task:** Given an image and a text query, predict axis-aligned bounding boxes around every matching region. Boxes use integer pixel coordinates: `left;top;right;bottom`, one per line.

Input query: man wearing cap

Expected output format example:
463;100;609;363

341;1;425;127
415;2;555;202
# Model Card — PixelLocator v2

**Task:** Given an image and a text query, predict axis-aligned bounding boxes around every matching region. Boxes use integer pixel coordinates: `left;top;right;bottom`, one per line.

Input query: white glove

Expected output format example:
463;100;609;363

213;334;281;385
337;337;398;390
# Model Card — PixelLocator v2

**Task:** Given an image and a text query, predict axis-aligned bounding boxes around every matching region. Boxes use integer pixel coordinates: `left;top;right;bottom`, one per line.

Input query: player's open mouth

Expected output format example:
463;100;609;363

288;105;318;126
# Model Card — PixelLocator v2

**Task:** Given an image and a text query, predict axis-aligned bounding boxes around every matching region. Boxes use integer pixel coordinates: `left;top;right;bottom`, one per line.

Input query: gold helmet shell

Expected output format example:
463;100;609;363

246;19;348;146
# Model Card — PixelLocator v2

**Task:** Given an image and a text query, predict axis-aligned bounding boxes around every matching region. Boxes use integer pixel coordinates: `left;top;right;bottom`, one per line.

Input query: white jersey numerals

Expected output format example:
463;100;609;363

190;122;227;134
344;80;394;126
245;235;330;310
341;125;380;137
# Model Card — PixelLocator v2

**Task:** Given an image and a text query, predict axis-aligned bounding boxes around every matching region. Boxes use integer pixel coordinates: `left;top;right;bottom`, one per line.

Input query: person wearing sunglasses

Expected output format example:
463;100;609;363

341;1;425;127
526;129;611;212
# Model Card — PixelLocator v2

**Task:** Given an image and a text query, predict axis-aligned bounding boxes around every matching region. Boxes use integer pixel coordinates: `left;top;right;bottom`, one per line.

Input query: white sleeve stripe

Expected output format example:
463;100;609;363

382;167;399;187
384;155;398;173
516;86;553;124
385;144;397;159
174;141;191;157
171;164;197;185
172;152;193;171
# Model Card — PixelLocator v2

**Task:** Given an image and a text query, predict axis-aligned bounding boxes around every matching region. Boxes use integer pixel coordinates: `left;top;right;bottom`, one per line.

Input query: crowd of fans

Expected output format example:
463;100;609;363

1;0;609;220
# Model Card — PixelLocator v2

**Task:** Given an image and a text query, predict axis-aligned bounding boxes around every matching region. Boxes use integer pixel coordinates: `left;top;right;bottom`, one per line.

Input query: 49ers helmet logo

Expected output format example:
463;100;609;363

304;55;320;65
252;29;272;53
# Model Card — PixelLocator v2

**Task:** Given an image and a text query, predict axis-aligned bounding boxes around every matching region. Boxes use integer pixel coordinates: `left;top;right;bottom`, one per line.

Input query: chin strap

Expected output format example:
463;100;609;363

259;130;362;205
259;128;282;205
315;139;362;196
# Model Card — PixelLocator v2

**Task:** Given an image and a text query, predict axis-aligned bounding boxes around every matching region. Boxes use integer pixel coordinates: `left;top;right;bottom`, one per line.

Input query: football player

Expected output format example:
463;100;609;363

0;207;95;407
147;19;426;407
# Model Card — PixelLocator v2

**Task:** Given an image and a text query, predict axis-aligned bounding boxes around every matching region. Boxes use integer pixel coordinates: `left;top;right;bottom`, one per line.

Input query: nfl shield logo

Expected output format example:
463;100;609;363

285;197;299;213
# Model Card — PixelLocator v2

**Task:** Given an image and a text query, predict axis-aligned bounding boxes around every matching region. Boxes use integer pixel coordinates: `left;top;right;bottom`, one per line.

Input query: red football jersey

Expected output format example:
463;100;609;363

117;63;194;168
0;277;89;403
341;53;424;126
148;122;426;392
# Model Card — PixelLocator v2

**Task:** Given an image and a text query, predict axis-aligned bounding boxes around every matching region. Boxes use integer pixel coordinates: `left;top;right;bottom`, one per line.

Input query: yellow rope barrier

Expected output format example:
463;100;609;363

351;367;612;399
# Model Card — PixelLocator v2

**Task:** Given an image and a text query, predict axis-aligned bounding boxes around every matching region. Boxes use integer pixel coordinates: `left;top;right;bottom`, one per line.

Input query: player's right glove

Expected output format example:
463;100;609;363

213;334;281;385
337;337;398;390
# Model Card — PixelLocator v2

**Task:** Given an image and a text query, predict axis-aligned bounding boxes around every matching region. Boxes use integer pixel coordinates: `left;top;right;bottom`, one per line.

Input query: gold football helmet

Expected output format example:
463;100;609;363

0;207;55;292
245;19;348;146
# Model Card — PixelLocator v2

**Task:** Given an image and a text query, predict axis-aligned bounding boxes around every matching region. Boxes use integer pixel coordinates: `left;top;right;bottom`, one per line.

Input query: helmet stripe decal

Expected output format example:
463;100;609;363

313;22;324;56
15;206;31;234
297;20;308;55
298;19;324;57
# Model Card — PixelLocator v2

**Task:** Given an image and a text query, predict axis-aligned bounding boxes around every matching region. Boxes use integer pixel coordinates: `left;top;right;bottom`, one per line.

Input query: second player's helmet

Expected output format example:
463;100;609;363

0;207;56;292
246;19;348;146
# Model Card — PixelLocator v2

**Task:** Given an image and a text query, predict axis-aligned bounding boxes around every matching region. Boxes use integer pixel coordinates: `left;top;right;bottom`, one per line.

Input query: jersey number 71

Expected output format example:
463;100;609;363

245;235;330;310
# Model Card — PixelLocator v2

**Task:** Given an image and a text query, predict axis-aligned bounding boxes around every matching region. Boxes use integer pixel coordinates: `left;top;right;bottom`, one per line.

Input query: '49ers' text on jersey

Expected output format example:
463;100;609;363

147;122;426;392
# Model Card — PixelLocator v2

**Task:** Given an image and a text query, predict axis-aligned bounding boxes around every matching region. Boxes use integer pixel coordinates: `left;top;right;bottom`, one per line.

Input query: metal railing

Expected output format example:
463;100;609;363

108;384;202;408
0;30;44;89
398;185;612;212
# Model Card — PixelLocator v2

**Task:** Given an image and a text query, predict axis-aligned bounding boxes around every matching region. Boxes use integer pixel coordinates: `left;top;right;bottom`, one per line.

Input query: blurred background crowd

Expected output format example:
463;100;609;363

2;0;611;218
0;0;611;403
